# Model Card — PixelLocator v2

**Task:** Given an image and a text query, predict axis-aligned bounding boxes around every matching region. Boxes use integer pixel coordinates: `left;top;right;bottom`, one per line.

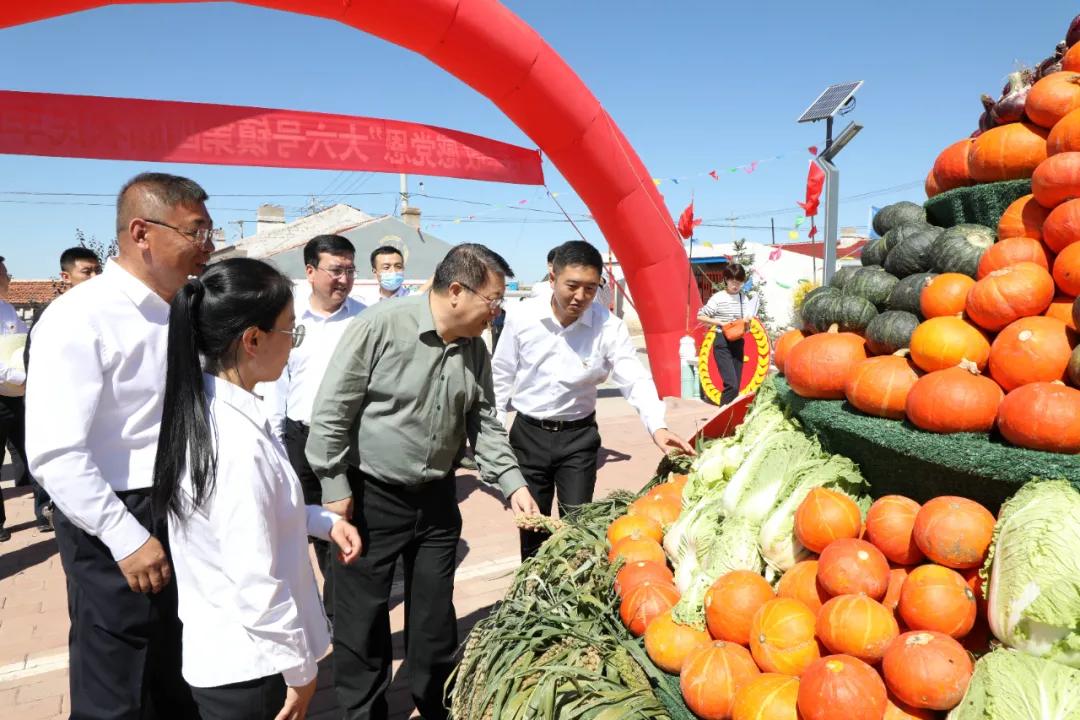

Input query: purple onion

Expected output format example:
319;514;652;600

991;71;1032;124
1067;14;1080;48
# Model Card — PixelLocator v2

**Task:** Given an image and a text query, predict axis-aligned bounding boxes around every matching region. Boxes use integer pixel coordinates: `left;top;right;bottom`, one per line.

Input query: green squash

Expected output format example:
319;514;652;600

1070;345;1080;388
929;223;996;278
803;289;878;334
861;237;890;267
844;267;900;310
883;223;945;277
799;286;840;333
872;201;927;237
864;310;920;355
829;265;861;290
887;272;938;316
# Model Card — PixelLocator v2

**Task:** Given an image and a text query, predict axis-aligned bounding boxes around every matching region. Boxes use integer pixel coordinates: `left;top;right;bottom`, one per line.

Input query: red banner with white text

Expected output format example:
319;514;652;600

0;90;545;185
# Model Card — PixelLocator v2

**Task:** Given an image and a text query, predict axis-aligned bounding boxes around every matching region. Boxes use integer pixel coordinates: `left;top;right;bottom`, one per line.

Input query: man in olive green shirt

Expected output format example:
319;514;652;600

306;243;539;720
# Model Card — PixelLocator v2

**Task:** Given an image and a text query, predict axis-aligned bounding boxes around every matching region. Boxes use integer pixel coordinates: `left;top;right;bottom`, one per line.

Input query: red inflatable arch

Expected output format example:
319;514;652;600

0;0;699;397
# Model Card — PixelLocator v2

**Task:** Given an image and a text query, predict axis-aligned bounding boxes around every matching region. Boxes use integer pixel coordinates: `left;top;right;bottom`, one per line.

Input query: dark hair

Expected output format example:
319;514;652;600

545;246;560;264
303;235;355;267
116;172;208;235
432;243;514;293
552;240;603;275
722;263;748;283
60;247;101;273
152;258;294;520
370;245;404;269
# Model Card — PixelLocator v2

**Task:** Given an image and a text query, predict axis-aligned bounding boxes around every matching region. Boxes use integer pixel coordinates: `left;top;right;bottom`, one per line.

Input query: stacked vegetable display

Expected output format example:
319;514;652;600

607;391;1080;719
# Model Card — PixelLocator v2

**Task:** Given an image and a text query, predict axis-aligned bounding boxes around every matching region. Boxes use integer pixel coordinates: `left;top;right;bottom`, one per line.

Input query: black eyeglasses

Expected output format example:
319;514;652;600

272;324;306;349
143;218;216;248
315;265;357;280
459;282;505;311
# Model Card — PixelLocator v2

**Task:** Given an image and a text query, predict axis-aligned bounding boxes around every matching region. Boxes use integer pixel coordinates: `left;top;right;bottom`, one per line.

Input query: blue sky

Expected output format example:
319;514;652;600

1;0;1076;279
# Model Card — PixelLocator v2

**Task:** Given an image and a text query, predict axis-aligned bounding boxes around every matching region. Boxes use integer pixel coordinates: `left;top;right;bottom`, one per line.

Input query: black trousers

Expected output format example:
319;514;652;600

0;394;49;524
284;418;332;610
332;472;461;720
509;417;601;560
190;674;286;720
712;336;746;406
53;489;198;720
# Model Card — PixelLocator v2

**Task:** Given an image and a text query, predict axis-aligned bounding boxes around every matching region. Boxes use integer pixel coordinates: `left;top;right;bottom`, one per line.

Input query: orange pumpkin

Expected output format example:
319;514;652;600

885;694;939;720
882;566;910;614
930;139;974;193
732;673;800;720
904;364;1004;434
1045;295;1079;331
607;513;663;548
912;496;996;570
908;316;990;372
997;381;1080;453
647;480;685;506
1065;43;1080;73
965;262;1056;332
976;236;1054;279
784;328;868;400
997;193;1050;240
1033;151;1080;208
1042;198;1080;253
680;641;761;720
988;316;1073;391
1026;71;1080;129
749;598;821;676
614;560;675;597
608;535;666;566
797;655;888;720
1054;241;1080;296
627;492;681;529
794;488;863;554
775;329;808;375
865;496;925;566
776;560;830;615
924;169;941;199
968;122;1049;182
816;538;890;600
843;354;921;420
816;594;899;664
644;610;712;674
619;580;680;637
705;570;776;645
881;631;973;711
960;567;987;613
920;273;976;319
898;564;977;639
1048;106;1080;154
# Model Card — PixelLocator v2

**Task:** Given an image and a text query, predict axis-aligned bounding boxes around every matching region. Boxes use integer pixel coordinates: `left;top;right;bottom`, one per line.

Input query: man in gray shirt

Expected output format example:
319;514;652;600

307;243;539;720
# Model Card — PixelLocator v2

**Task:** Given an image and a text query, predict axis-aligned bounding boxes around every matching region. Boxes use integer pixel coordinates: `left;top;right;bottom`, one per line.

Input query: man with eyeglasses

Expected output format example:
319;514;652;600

260;234;366;590
492;241;695;561
307;243;540;720
25;172;209;718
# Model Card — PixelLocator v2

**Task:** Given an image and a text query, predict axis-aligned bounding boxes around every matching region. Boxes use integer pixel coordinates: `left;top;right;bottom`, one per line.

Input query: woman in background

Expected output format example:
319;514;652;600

697;263;758;405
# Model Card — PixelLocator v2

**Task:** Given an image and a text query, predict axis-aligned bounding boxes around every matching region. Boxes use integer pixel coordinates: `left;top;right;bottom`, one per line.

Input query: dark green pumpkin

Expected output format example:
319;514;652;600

883;223;945;277
872;201;927;237
1070;345;1080;388
802;290;878;334
829;265;861;290
844;267;900;310
798;286;839;333
861;237;890;267
887;272;938;316
864;310;920;355
929;223;995;278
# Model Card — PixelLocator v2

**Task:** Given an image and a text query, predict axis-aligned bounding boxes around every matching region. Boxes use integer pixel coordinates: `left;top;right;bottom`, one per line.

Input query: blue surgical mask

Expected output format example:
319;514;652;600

379;271;404;292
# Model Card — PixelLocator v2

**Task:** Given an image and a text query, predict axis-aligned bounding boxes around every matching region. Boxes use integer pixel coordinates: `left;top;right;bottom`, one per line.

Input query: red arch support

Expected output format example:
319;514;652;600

0;0;700;396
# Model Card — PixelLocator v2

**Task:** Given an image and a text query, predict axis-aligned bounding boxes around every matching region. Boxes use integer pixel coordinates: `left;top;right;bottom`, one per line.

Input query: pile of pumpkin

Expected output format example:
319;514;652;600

775;189;1080;453
608;477;995;720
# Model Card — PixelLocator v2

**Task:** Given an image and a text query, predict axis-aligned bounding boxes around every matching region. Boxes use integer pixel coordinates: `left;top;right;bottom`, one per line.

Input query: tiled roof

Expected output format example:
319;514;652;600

6;280;60;306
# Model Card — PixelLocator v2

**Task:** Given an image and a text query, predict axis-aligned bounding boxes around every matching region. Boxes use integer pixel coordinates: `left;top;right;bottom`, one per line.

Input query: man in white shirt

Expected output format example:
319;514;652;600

261;234;365;584
0;256;32;541
492;241;695;559
26;172;212;718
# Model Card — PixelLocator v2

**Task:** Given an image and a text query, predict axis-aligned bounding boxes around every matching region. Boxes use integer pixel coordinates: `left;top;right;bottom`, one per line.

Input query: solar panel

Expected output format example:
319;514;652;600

798;81;863;123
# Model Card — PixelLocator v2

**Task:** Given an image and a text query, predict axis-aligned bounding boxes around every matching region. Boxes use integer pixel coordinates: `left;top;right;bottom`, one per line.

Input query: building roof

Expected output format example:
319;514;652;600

6;280;60;306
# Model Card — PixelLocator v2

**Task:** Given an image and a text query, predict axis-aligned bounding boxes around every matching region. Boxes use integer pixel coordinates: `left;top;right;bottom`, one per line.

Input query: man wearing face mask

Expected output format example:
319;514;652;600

360;245;411;303
492;241;696;560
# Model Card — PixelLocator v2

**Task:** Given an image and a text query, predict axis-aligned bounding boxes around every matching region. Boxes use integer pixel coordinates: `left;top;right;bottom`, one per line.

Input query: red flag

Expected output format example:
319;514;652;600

677;201;701;240
797;161;826;217
808;145;819;156
708;170;719;180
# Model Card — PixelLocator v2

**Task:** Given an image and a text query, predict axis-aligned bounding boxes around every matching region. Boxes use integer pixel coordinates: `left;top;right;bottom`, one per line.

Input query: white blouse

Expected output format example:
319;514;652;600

169;374;339;688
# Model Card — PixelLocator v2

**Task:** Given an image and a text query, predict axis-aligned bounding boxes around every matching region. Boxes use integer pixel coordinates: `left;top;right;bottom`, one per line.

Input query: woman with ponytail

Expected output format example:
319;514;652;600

152;257;361;720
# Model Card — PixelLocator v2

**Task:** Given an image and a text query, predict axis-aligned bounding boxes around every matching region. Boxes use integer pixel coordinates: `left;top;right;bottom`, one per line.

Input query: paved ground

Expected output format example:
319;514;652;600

0;389;717;719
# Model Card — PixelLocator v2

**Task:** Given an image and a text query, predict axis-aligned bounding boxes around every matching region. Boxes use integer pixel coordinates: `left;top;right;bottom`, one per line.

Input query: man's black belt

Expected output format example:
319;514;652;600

518;412;596;432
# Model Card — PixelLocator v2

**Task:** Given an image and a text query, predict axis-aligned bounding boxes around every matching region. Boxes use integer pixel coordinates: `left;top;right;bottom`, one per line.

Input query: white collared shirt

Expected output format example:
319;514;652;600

25;263;167;561
0;299;28;393
492;296;667;435
352;283;410;306
260;294;365;440
171;374;338;689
